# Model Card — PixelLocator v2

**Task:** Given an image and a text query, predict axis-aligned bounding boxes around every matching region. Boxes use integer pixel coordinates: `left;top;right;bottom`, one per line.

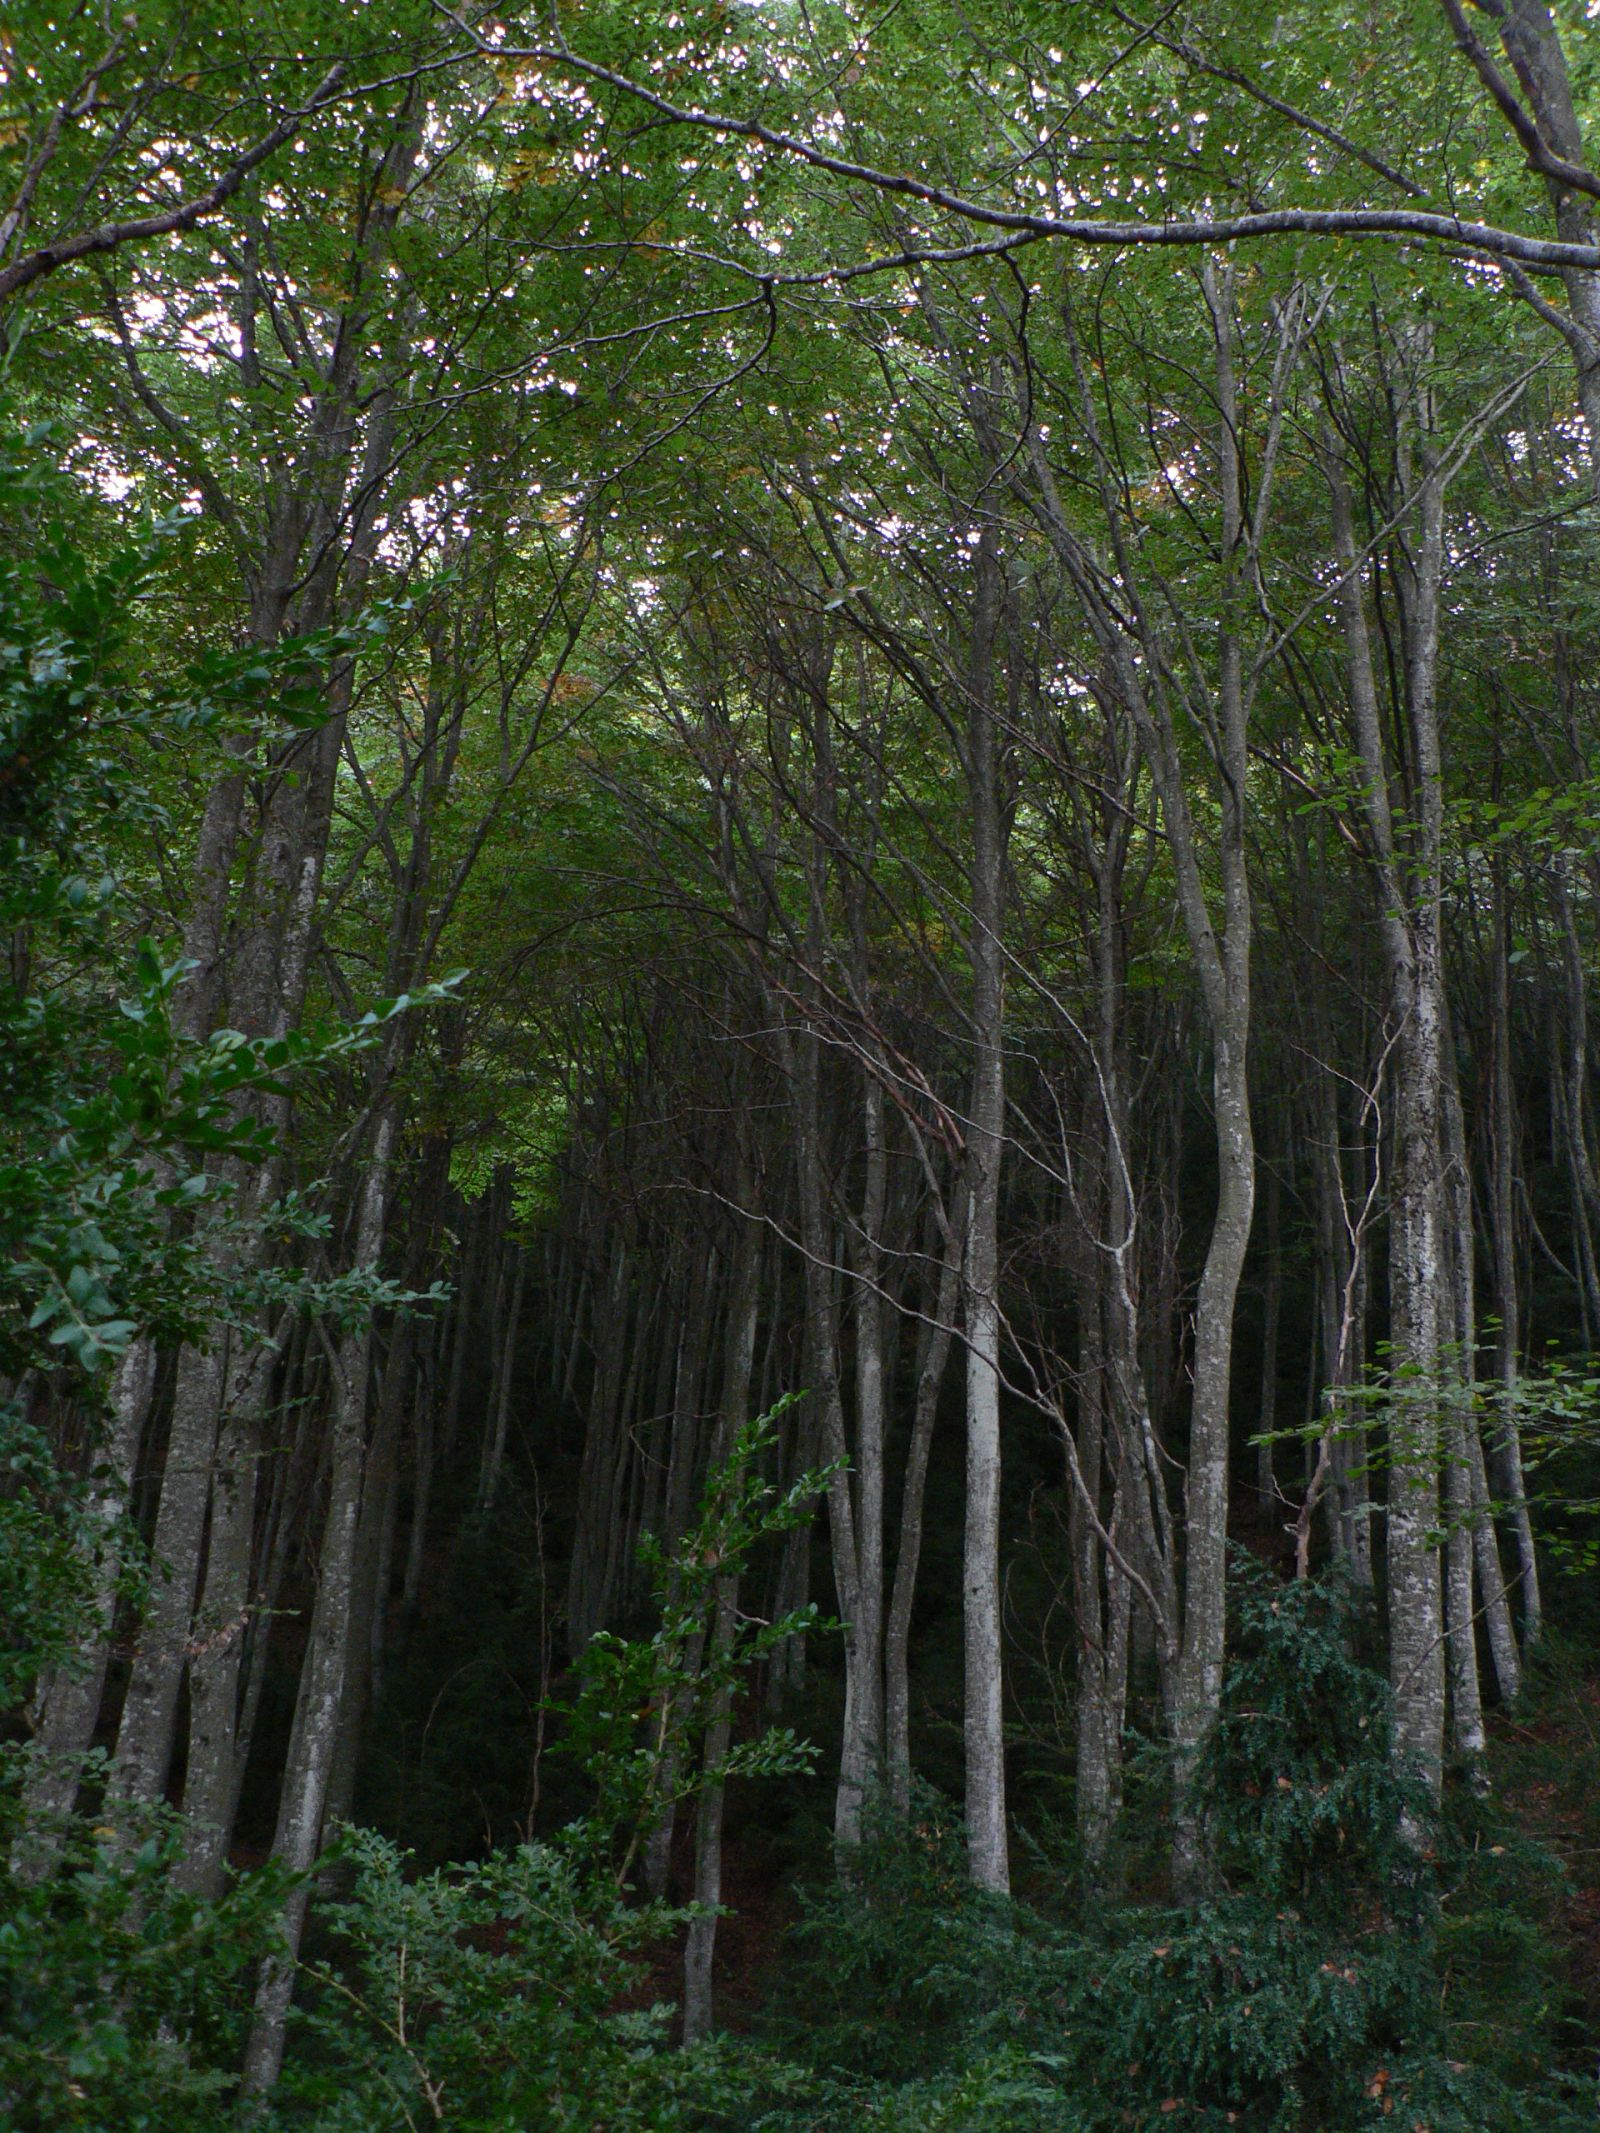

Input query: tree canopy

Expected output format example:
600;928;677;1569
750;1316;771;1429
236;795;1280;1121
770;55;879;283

6;2;1600;2126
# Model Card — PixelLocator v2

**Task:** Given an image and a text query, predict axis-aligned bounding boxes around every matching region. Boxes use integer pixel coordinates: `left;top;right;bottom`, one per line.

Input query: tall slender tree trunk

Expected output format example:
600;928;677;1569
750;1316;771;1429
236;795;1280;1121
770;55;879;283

242;1106;396;2097
961;525;1010;1895
885;1201;963;1811
1069;1216;1119;1881
642;1242;718;1900
1325;413;1448;1793
105;1345;229;1809
682;1210;761;2042
835;1066;888;1846
1442;1045;1520;1721
1256;1156;1282;1507
174;1333;277;1895
1164;271;1258;1895
479;1244;527;1519
1489;873;1540;1651
13;1341;156;1872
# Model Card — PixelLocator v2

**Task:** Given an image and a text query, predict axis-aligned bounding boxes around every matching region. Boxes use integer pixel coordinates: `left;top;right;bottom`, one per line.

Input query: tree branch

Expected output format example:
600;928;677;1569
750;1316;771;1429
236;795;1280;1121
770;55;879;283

0;63;347;306
436;8;1600;274
1439;0;1600;206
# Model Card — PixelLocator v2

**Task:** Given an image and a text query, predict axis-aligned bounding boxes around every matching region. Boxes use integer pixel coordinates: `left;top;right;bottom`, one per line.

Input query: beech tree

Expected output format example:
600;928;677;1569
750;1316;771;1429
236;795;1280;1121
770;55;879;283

7;1;1600;2115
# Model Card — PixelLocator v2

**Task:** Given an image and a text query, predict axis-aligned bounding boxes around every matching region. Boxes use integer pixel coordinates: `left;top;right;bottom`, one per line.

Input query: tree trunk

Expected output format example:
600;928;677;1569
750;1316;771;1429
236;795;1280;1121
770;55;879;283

1256;1154;1282;1507
478;1244;526;1518
173;1339;275;1894
242;1106;396;2097
1442;1039;1520;1719
1325;425;1448;1794
13;1341;156;1873
885;1200;963;1811
1487;872;1539;1655
642;1242;718;1900
836;1065;888;1847
106;1342;228;1809
682;1211;761;2041
961;525;1010;1896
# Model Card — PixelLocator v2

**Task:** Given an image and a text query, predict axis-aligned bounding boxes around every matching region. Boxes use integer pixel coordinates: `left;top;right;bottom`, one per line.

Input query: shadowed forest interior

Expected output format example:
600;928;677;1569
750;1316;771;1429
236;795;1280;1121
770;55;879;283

8;3;1600;2127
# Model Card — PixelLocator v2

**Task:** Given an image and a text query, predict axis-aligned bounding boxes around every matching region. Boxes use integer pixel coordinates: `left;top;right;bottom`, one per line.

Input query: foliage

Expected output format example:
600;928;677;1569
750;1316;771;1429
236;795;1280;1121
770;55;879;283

276;1829;683;2133
0;1403;134;1712
274;1402;830;2129
563;1396;831;1877
749;1572;1597;2133
6;3;1600;2128
0;424;452;1377
0;1795;293;2133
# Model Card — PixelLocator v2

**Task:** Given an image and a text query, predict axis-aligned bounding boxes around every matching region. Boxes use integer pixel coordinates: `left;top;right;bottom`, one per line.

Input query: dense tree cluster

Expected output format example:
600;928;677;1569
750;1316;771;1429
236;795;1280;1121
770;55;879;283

5;2;1600;2125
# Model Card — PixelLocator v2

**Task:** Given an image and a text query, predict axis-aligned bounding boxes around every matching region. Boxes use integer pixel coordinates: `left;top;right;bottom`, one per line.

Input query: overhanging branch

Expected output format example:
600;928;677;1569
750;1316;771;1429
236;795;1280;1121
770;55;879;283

0;64;347;306
438;8;1600;276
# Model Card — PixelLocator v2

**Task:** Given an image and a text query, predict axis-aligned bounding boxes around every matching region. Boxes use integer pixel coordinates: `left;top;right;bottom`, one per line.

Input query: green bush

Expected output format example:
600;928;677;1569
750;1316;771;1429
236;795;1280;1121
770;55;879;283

749;1570;1598;2133
0;1793;291;2133
275;1829;683;2132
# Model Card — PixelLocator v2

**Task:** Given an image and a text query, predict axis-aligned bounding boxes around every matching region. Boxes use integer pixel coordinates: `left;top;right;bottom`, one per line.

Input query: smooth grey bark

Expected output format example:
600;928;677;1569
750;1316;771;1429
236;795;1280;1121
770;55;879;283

1069;1216;1121;1880
219;1354;323;1873
1325;412;1449;1794
1438;1091;1488;1768
242;1107;396;2097
642;1242;718;1901
105;1343;228;1809
12;1340;156;1873
1256;1157;1282;1507
783;1003;869;1859
155;706;359;1851
1334;1110;1377;1589
765;1387;817;1712
1298;1018;1376;1592
682;1211;761;2043
682;1564;739;2045
319;1334;409;1857
1161;270;1261;1894
171;1335;278;1894
835;1065;889;1849
885;1200;963;1812
1059;768;1162;1879
1441;1046;1521;1720
1488;873;1541;1650
15;748;253;1862
961;524;1010;1895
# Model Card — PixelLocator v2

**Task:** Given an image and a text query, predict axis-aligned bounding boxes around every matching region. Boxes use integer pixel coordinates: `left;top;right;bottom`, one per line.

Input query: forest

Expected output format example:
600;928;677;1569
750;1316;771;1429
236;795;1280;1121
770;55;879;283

7;0;1600;2125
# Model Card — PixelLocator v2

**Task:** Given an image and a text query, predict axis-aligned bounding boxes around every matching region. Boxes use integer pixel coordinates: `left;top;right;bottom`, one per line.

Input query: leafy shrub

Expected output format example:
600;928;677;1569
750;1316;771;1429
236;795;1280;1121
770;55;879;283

750;1569;1599;2133
276;1829;682;2132
275;1403;829;2129
0;1793;291;2132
